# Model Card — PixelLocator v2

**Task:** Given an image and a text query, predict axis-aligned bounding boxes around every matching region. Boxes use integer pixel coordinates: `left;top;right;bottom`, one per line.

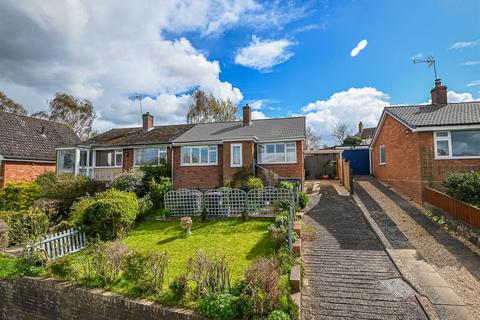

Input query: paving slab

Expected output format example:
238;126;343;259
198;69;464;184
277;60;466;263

435;305;475;320
423;286;465;306
416;272;450;288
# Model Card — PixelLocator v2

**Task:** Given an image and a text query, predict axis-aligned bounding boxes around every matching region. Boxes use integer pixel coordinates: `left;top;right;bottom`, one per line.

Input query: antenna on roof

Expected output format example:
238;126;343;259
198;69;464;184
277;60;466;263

413;55;438;80
129;94;143;115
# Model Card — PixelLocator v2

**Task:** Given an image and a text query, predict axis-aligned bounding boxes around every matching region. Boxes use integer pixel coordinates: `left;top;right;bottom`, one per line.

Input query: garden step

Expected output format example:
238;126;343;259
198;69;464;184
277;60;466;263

294;221;302;238
293;238;302;255
290;264;302;293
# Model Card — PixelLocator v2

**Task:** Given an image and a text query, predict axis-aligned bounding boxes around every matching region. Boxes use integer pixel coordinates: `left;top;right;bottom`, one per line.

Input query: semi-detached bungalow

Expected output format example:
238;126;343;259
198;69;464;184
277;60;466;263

371;79;480;203
56;105;306;189
0;111;79;187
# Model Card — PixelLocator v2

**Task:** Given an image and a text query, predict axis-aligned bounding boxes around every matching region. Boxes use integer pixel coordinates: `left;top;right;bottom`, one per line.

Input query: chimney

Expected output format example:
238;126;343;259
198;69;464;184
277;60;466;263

358;121;364;135
430;79;448;105
142;112;154;130
243;104;252;126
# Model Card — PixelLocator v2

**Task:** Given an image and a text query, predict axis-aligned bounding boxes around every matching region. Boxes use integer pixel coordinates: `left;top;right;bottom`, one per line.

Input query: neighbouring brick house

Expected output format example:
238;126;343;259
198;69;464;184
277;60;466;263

0;111;79;186
371;79;480;203
355;121;376;145
57;105;306;189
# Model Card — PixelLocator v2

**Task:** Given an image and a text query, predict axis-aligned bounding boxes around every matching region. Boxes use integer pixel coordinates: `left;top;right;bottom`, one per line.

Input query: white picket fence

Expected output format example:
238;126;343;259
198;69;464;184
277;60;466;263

28;227;86;260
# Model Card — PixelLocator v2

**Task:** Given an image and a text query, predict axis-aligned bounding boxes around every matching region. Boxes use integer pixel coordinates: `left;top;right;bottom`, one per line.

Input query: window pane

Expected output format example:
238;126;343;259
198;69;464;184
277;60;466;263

266;144;275;153
232;146;241;164
451;130;480;156
159;147;167;161
200;147;208;163
192;148;200;163
276;144;285;153
380;146;386;163
96;150;114;166
59;150;75;173
115;151;123;166
435;131;448;137
286;142;296;150
79;151;87;167
286;149;295;162
209;146;217;163
436;140;449;156
182;148;190;164
135;148;158;165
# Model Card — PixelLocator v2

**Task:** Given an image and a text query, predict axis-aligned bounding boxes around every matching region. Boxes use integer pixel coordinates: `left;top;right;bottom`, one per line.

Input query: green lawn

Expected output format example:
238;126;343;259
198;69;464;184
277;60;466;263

121;217;275;281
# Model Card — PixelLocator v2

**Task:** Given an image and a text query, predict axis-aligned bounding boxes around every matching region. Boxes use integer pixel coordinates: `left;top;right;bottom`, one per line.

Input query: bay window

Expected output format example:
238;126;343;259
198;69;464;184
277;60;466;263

434;130;480;158
134;147;167;166
258;142;296;164
57;149;76;174
95;149;123;167
181;145;217;165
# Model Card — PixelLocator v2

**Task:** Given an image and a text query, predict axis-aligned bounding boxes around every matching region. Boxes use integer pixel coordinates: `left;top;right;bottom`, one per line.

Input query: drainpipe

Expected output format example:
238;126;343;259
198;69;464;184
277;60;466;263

170;145;174;187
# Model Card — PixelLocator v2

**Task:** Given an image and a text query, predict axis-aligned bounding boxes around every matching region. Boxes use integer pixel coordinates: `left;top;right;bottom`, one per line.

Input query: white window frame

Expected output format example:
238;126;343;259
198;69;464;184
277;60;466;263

134;147;167;166
257;142;297;164
180;145;218;166
94;149;123;168
230;143;242;167
434;130;480;159
379;145;386;165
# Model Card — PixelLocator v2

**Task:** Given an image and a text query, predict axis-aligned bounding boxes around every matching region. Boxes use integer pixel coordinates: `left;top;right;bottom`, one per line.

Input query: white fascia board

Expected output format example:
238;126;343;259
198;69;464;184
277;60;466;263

172;141;222;146
258;137;305;143
414;124;480;132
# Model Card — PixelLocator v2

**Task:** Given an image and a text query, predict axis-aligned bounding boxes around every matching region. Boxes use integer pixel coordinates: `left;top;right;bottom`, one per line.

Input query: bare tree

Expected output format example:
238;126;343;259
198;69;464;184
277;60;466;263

186;90;237;123
0;91;27;115
332;121;351;145
32;92;96;140
305;126;321;150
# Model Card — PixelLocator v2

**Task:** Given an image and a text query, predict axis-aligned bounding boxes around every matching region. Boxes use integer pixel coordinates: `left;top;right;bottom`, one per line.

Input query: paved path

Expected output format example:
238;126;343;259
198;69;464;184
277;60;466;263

302;183;427;320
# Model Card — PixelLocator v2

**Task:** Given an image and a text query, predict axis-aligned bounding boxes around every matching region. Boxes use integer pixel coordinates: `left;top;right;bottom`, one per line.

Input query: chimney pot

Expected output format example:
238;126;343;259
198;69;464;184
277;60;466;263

430;79;448;105
243;104;252;126
142;112;154;130
358;121;364;135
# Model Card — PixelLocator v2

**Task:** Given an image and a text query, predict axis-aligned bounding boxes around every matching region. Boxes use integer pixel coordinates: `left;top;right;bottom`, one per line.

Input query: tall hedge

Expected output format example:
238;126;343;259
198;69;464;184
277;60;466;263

0;182;43;211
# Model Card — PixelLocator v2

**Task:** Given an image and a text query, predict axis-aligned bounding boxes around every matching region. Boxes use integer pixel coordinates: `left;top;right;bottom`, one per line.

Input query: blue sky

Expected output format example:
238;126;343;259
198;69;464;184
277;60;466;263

0;0;479;145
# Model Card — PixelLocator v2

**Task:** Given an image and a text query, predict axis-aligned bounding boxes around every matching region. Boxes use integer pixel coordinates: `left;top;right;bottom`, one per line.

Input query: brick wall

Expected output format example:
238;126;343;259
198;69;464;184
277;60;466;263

172;145;223;189
260;140;305;180
0;277;202;320
371;114;480;203
0;161;55;187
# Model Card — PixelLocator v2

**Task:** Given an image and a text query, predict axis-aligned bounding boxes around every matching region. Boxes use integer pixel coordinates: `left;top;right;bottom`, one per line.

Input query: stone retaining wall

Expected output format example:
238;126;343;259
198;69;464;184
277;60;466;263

0;277;202;320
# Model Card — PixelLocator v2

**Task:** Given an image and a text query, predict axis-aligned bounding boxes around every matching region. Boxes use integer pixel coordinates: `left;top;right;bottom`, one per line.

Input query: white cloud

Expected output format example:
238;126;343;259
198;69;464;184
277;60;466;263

450;39;480;49
0;0;302;130
350;40;368;57
410;53;424;60
302;87;390;145
234;35;295;72
252;110;268;119
447;90;474;103
460;60;480;66
467;80;480;87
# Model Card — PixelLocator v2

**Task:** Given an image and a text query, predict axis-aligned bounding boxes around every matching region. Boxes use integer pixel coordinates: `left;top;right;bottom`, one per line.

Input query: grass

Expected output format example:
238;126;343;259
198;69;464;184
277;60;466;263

0;253;46;279
121;217;275;281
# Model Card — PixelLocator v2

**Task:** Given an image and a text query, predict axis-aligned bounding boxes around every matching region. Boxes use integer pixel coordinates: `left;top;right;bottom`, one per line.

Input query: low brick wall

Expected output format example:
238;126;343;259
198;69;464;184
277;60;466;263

0;277;202;320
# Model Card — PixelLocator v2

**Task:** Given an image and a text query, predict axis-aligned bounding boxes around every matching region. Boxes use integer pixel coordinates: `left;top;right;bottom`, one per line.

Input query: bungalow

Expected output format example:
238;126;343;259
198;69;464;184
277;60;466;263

371;79;480;203
0;111;79;186
57;105;306;189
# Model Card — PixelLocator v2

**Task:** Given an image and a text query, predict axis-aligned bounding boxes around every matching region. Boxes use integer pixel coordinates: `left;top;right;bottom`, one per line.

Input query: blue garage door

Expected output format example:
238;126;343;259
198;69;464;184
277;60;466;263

342;149;370;175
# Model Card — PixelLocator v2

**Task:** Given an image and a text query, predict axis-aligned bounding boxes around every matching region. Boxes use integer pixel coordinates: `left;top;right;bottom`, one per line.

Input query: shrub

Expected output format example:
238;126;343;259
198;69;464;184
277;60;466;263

275;247;297;275
36;173;98;210
111;169;144;193
198;293;239;320
268;218;289;248
0;209;49;245
277;181;295;190
138;163;171;196
169;274;189;300
0;182;43;210
70;196;95;226
297;191;309;210
246;177;263;190
268;310;290;320
48;256;74;279
80;241;130;287
149;177;172;209
80;189;138;240
244;257;282;317
444;171;480;207
188;251;231;298
0;219;9;250
274;199;292;213
137;195;153;219
123;250;169;296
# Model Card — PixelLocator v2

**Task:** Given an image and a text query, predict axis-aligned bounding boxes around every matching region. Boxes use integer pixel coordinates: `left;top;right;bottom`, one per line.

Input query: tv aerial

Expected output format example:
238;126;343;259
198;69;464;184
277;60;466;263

413;55;438;80
129;94;143;114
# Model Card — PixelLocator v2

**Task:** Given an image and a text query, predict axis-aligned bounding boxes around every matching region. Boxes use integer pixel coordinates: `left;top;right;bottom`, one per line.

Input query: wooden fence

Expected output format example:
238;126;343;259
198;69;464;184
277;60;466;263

28;227;87;260
423;187;480;228
340;159;353;194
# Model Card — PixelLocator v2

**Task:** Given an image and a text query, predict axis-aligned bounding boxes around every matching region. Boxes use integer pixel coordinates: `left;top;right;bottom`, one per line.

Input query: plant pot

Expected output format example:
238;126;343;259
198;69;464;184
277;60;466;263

322;175;329;179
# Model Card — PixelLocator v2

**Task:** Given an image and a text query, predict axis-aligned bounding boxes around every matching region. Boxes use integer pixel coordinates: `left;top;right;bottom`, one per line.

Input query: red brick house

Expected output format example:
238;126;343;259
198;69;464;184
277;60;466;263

0;111;79;187
371;80;480;203
57;106;306;189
